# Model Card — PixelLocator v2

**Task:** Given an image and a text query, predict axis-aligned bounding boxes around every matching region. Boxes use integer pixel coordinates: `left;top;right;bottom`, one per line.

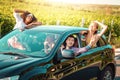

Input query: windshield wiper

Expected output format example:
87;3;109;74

0;52;29;58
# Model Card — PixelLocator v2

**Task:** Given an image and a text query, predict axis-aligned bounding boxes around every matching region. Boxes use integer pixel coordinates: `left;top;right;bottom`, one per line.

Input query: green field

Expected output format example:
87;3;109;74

0;0;120;47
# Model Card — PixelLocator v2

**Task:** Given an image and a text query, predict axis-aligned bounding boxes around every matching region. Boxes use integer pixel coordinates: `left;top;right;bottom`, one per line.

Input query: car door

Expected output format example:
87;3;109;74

46;33;106;80
46;33;98;80
59;33;102;80
46;33;81;80
67;36;110;80
59;33;108;80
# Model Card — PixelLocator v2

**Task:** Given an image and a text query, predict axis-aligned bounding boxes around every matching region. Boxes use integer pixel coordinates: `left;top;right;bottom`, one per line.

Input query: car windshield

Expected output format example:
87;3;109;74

0;29;60;57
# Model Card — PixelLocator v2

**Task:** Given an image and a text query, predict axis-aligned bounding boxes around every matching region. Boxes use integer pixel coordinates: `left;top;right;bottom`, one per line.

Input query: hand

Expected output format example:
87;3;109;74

60;45;65;51
14;9;29;13
25;10;29;13
44;41;49;45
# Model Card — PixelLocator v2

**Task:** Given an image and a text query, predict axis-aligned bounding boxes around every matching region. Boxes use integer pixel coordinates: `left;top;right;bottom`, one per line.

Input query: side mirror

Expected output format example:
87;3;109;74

61;49;75;59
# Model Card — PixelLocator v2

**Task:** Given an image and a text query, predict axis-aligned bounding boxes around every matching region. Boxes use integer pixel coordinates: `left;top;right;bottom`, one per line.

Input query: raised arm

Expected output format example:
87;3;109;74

74;36;95;56
95;21;108;36
25;21;42;29
14;9;29;13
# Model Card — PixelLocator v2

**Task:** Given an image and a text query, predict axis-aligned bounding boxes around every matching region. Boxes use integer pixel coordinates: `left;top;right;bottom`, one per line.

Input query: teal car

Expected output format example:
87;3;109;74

0;25;116;80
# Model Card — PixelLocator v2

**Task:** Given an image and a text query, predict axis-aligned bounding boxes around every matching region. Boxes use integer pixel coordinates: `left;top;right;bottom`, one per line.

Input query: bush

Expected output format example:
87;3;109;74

0;14;14;37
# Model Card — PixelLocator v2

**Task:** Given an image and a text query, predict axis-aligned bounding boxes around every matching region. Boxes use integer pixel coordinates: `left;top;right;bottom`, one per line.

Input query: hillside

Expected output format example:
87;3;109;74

0;0;120;47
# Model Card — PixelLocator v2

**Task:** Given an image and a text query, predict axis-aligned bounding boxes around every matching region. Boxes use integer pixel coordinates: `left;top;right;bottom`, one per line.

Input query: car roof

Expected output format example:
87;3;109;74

29;25;88;34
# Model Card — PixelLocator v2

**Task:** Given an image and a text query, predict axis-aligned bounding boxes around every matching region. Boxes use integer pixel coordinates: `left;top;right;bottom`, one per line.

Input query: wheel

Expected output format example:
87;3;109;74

98;66;114;80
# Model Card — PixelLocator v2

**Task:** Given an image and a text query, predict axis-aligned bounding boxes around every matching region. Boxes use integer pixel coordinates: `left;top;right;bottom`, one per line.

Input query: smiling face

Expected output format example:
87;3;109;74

66;36;75;48
89;22;98;33
25;14;33;24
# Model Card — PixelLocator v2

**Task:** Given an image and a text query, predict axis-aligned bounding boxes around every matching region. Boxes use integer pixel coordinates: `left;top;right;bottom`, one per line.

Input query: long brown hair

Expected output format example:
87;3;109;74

20;12;37;24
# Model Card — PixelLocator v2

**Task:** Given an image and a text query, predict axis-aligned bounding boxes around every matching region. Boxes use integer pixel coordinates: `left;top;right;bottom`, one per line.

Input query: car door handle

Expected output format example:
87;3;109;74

101;52;105;58
81;59;87;66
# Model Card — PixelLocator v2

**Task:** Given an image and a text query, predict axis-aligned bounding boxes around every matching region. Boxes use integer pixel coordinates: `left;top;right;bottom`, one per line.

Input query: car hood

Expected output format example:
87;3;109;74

0;52;46;78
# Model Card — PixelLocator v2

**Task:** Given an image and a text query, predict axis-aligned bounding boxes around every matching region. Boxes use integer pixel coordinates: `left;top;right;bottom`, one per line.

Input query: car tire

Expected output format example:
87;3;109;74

98;66;114;80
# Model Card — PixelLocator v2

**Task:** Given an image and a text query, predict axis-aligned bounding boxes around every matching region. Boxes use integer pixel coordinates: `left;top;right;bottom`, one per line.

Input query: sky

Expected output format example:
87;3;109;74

48;0;120;5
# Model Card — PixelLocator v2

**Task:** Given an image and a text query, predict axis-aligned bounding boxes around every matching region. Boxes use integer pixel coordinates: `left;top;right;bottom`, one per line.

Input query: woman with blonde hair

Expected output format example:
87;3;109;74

83;21;108;47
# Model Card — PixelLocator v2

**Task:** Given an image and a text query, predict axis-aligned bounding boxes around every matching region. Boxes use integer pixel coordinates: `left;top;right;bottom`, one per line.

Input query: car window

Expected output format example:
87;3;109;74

80;30;107;48
81;37;106;48
55;34;79;63
96;37;106;47
80;30;88;47
0;30;60;57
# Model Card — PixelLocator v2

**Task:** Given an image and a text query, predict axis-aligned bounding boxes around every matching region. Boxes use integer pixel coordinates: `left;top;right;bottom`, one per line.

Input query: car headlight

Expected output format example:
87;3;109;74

0;75;19;80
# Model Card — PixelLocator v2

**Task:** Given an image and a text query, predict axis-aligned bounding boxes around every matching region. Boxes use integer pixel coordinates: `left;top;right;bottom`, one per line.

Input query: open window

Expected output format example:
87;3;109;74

80;30;107;49
53;33;80;64
96;37;107;47
80;30;88;47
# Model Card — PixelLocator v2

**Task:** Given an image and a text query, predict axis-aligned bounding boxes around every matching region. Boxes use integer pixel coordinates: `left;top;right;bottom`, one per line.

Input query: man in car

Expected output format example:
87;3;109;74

61;35;95;56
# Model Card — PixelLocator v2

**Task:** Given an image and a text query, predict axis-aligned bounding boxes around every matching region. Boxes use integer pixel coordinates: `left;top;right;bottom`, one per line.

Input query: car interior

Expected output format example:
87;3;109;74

53;30;107;65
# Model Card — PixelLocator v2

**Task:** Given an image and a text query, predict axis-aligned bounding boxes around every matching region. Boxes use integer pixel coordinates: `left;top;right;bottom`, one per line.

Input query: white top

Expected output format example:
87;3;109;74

13;12;26;30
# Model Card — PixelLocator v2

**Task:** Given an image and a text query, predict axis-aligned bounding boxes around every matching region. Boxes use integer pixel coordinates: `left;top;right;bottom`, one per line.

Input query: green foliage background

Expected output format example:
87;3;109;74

0;0;120;47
